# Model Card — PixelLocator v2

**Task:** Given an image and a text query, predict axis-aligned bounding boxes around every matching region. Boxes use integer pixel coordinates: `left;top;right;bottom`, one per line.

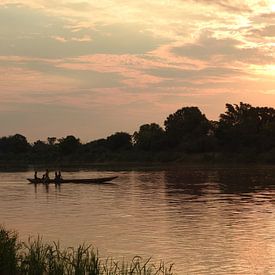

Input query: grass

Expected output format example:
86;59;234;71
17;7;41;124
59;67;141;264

0;226;174;275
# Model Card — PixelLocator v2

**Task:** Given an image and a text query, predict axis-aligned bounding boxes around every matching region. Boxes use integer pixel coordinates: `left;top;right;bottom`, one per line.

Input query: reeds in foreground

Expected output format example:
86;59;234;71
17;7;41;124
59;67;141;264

0;226;174;275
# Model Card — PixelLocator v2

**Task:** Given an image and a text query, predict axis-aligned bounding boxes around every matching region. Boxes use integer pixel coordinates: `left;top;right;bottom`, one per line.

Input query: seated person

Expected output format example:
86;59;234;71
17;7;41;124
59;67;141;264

42;169;50;183
54;171;63;183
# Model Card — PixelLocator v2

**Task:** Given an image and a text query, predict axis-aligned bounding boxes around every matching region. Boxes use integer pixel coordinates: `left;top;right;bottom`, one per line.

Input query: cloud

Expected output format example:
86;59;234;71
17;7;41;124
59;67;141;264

146;66;242;81
188;0;252;12
0;0;274;140
250;24;275;37
0;5;168;58
172;31;274;65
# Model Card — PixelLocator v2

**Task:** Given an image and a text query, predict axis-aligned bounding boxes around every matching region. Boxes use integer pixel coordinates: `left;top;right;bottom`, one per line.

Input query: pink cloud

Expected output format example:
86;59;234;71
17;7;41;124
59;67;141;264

0;66;77;106
51;36;68;42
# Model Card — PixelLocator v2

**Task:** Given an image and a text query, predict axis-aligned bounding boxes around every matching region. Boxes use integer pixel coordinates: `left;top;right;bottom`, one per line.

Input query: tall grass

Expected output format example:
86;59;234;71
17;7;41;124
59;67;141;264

0;227;20;275
0;226;174;275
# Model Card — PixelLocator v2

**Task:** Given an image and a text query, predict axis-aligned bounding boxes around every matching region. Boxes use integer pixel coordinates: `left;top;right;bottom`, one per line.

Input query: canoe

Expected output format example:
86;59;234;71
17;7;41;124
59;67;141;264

27;176;118;184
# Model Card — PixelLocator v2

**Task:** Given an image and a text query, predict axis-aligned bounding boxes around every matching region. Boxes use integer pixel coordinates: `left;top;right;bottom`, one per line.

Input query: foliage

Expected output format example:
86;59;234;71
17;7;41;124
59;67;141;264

0;226;174;275
133;123;165;151
47;137;57;146
2;102;275;163
32;140;50;154
106;132;132;151
164;107;211;149
216;102;275;152
0;227;19;275
0;134;30;154
58;135;81;155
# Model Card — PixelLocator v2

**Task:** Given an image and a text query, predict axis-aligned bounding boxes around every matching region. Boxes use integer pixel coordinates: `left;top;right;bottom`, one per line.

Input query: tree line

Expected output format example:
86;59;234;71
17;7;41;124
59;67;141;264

2;102;275;163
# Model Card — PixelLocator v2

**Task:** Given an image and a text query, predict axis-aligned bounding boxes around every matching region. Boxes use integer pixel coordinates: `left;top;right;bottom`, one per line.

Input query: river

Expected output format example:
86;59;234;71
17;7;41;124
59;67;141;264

0;165;274;274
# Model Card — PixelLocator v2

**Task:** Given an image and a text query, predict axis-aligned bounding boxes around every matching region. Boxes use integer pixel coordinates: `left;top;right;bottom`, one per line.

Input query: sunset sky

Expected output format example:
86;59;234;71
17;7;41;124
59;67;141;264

0;0;274;142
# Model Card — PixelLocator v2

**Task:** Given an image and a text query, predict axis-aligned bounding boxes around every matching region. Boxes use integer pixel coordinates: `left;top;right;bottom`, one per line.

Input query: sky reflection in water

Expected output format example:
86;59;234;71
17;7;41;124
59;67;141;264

0;166;274;274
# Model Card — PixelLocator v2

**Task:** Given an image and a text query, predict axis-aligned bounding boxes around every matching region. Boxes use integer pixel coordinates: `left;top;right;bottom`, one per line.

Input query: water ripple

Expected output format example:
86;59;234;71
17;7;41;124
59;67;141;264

0;167;274;274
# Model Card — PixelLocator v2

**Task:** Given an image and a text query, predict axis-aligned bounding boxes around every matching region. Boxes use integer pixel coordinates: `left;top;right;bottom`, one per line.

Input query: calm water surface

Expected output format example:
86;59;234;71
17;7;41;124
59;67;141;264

0;166;275;274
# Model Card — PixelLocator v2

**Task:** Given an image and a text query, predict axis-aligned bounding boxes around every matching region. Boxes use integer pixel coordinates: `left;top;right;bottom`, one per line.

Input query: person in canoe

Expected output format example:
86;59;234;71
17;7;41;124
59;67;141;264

54;171;63;184
33;171;41;184
58;171;62;179
42;169;50;184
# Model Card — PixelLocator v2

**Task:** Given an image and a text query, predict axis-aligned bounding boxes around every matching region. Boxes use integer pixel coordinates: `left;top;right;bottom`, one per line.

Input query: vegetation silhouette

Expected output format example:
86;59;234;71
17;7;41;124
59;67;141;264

2;102;275;164
0;227;174;275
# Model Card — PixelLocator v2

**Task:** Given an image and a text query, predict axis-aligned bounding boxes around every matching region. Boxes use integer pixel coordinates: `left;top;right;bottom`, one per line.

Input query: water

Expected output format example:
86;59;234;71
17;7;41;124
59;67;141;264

0;165;275;274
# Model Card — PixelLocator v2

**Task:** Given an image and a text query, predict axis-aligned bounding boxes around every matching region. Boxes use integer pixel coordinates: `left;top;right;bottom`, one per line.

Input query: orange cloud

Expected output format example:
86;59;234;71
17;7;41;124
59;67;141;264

0;1;274;139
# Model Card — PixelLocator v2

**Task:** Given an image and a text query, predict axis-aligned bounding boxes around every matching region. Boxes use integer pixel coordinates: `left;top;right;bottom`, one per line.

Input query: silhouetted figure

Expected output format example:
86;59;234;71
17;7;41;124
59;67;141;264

58;171;62;180
42;169;50;184
33;171;40;184
54;170;63;184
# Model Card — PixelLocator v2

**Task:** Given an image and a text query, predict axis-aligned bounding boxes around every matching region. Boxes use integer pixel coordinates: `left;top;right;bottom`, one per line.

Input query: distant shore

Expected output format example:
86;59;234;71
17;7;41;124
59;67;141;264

2;103;275;168
1;152;275;172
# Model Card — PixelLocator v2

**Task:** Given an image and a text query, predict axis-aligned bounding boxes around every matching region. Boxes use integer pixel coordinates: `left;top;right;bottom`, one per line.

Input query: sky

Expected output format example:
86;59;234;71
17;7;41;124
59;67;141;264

0;0;274;142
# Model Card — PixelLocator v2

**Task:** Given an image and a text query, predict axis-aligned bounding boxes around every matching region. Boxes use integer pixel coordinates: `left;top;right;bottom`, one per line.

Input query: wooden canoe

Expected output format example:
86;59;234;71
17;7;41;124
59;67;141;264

27;176;118;184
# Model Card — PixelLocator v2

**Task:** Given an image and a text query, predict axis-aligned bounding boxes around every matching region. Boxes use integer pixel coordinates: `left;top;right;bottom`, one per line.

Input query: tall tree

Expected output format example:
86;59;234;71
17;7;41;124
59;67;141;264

58;135;81;155
106;132;132;151
0;134;30;154
216;102;275;151
164;107;210;148
133;123;165;151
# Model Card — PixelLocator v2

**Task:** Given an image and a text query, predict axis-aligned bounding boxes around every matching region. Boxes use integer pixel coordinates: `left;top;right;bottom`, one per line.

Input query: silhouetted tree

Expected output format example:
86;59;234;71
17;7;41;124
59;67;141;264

4;102;275;164
86;138;107;149
47;137;57;146
32;140;48;153
83;139;108;159
0;134;30;154
133;123;165;151
256;106;275;151
106;132;132;151
164;107;211;150
58;135;81;155
216;102;275;152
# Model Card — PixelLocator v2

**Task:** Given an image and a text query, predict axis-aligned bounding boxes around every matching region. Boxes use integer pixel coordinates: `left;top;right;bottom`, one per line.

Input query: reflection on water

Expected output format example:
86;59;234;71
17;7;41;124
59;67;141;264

0;166;275;274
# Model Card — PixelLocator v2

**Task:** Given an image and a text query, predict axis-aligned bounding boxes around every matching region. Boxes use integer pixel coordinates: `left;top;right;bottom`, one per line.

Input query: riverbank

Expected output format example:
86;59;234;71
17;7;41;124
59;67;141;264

0;227;174;275
2;150;275;171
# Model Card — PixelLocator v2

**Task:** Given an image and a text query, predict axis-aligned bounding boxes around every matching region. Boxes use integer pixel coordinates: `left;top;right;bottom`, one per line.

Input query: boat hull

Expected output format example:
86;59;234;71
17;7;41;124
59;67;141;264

27;176;118;184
